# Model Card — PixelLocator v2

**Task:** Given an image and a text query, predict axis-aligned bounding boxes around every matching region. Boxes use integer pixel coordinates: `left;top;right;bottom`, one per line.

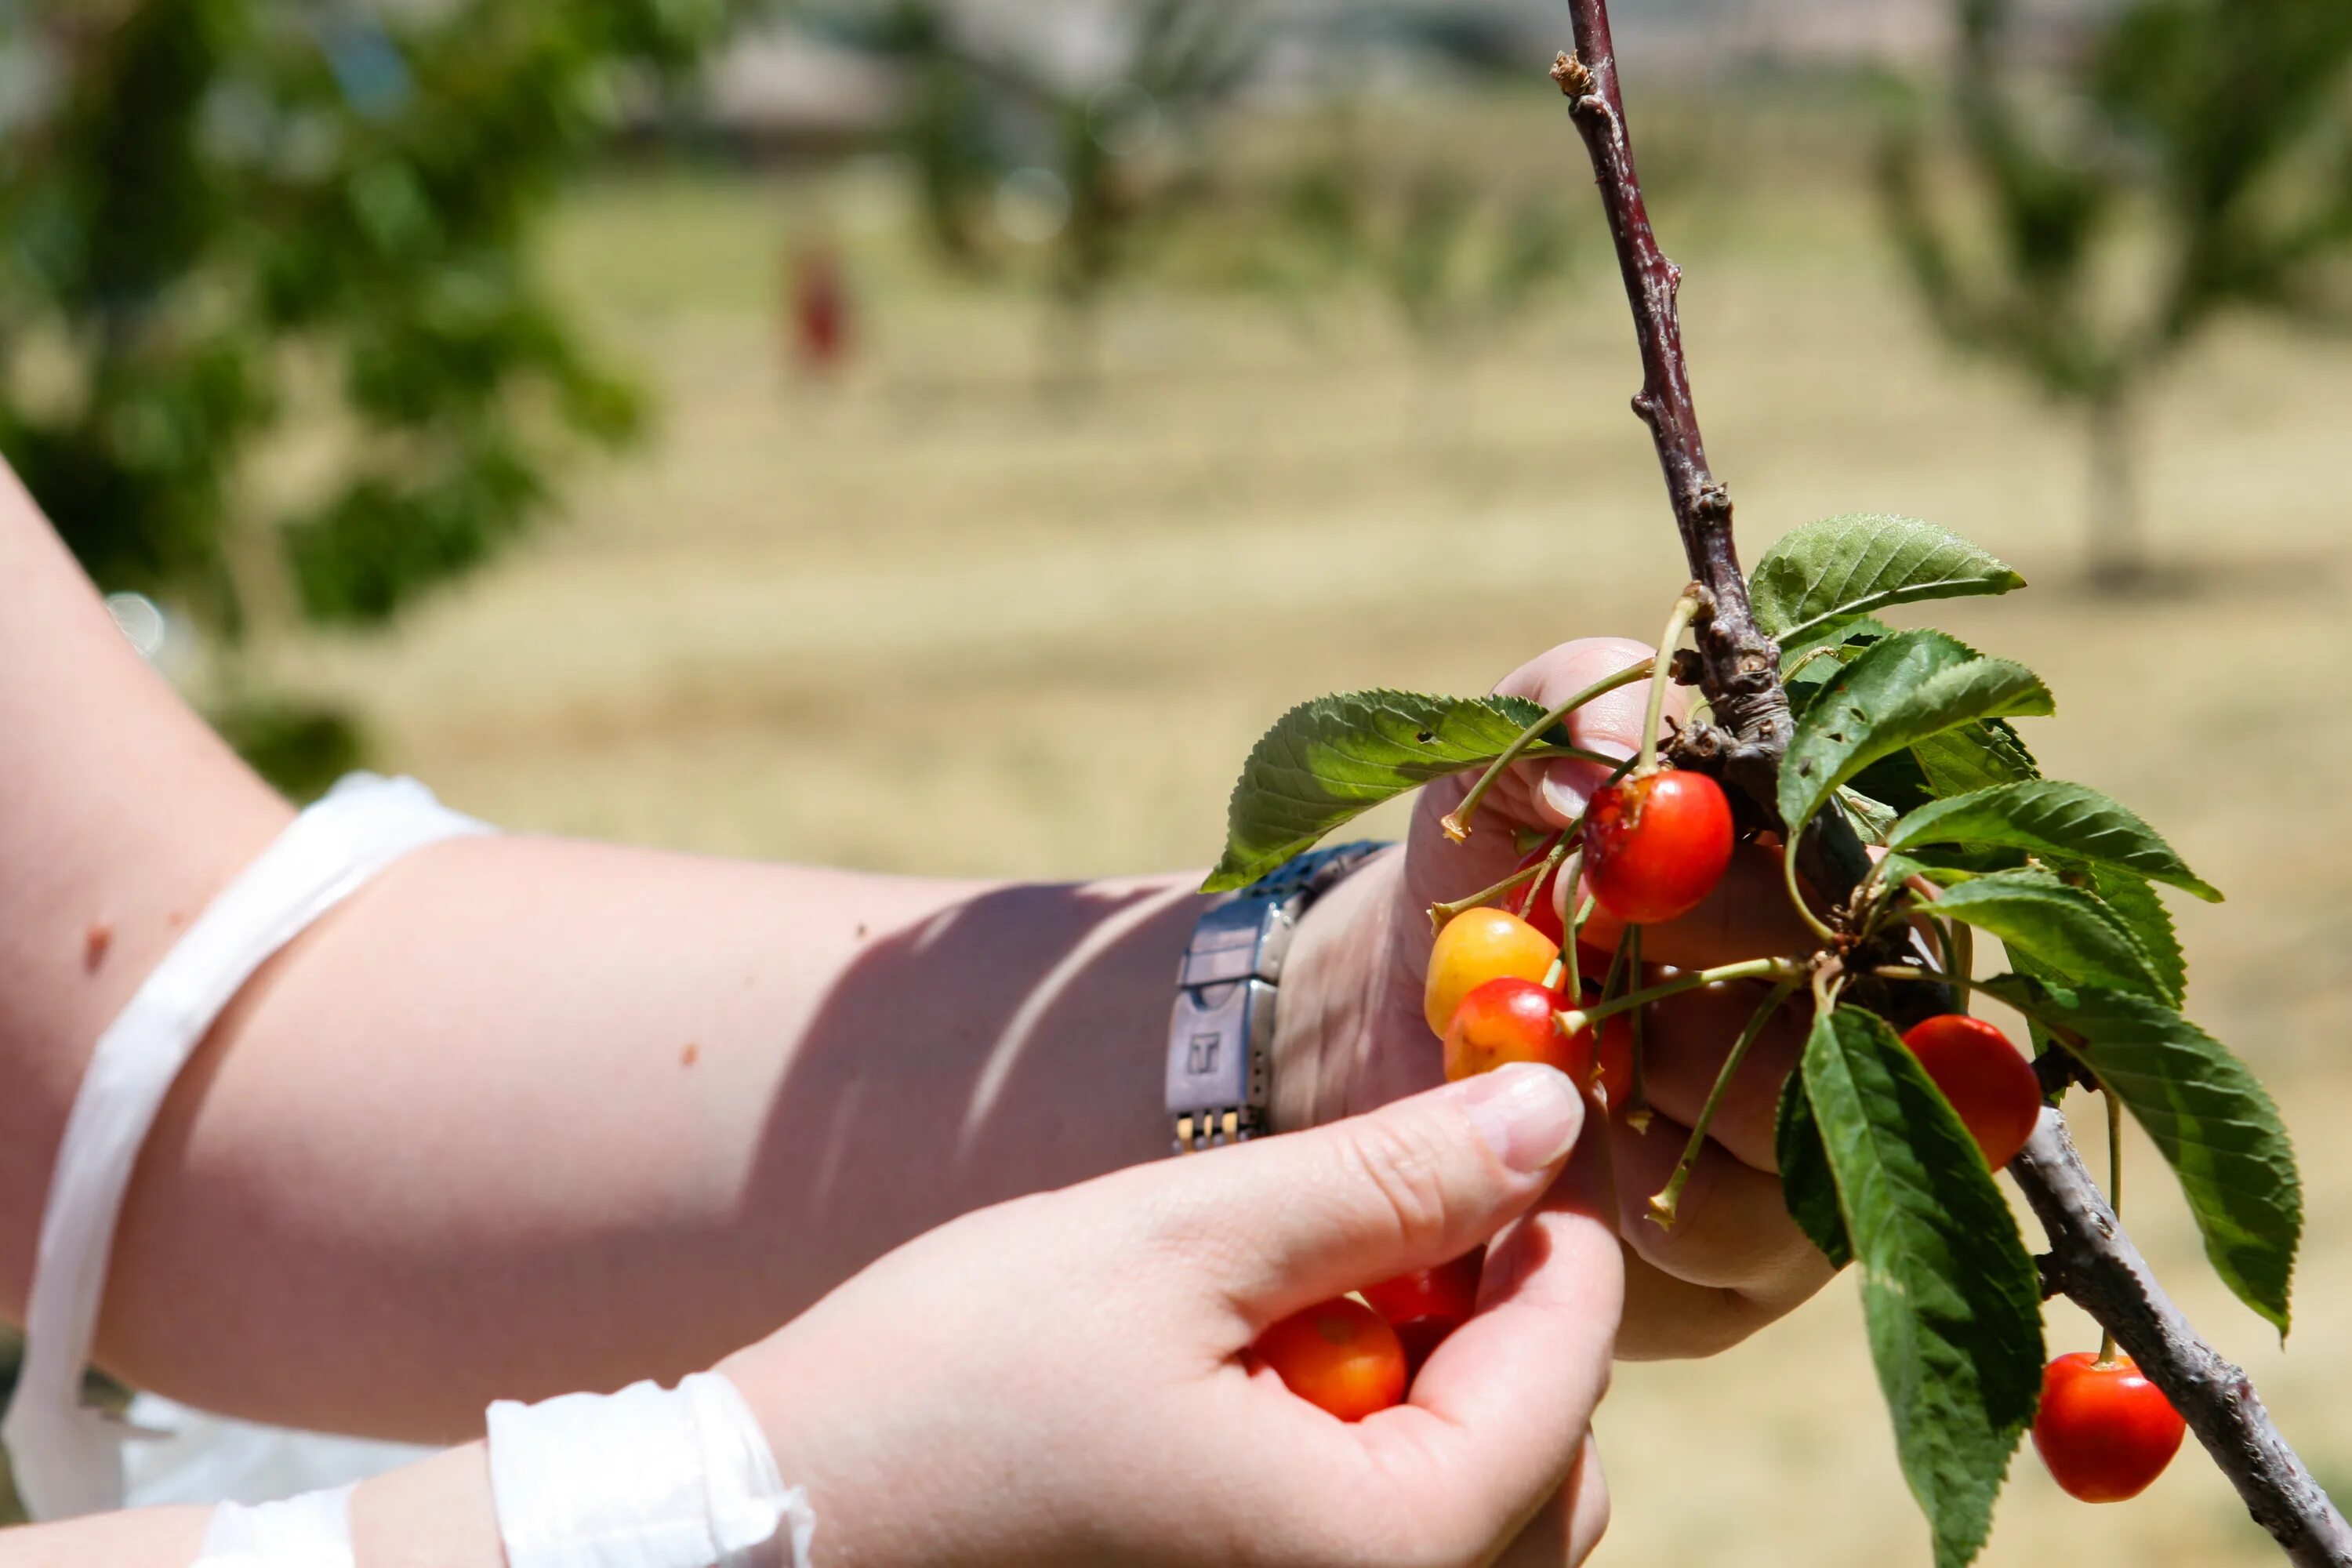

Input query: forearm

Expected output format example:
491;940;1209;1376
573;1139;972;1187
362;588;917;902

0;1446;502;1567
89;844;1202;1439
0;471;1206;1439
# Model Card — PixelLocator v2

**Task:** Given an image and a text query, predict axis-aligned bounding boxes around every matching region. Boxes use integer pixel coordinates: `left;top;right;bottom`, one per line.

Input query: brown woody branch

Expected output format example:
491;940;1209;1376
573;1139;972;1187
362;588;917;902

1551;2;2350;1560
2016;1111;2352;1563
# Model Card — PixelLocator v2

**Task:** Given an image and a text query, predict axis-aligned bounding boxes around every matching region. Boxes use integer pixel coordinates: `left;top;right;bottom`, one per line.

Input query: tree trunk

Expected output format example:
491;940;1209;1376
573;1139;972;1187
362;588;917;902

2086;390;2145;586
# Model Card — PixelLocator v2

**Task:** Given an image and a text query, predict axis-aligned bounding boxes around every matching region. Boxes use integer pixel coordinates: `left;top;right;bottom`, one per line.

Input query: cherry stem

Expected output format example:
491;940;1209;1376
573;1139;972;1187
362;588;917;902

1638;589;1703;775
1557;956;1802;1035
2099;1089;2123;1366
1428;822;1588;932
1625;925;1652;1132
1441;659;1655;842
1781;833;1839;945
1516;833;1568;920
1559;860;1590;1000
1781;644;1846;684
1649;976;1802;1228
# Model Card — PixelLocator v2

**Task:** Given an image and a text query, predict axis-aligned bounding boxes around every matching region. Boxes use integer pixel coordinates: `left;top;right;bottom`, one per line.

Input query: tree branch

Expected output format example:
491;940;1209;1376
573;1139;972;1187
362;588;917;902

2016;1110;2352;1563
1550;2;2349;1559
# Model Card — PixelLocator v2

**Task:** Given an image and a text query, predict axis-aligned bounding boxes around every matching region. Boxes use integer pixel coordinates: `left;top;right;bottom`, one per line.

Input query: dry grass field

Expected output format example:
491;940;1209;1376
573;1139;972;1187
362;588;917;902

28;93;2352;1562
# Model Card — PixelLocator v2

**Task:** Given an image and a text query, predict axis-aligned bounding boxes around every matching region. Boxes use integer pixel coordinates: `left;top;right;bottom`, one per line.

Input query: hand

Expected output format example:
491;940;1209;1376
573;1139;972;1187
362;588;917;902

1273;637;1836;1359
720;1066;1620;1568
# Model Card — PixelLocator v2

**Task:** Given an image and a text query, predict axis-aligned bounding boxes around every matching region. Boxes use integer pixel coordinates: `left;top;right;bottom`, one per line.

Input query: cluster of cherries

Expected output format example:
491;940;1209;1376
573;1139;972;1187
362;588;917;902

1250;764;2187;1504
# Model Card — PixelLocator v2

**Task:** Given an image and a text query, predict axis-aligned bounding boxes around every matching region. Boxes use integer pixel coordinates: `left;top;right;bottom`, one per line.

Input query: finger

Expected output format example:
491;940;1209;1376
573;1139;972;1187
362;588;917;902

1575;840;1817;970
1615;1241;1823;1359
1171;1065;1587;1327
1361;1101;1623;1551
1490;637;1685;829
1407;639;1677;913
1635;983;1808;1173
1607;1114;1835;1298
1493;1436;1610;1567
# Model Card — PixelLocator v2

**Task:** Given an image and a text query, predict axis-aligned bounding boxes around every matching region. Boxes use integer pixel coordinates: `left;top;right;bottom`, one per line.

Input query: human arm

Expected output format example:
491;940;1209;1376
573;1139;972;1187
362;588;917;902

0;460;1812;1443
4;1069;1617;1568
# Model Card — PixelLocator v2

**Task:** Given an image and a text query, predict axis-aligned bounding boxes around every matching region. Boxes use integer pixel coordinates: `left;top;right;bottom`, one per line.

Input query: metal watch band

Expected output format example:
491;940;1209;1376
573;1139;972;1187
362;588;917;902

1167;841;1391;1154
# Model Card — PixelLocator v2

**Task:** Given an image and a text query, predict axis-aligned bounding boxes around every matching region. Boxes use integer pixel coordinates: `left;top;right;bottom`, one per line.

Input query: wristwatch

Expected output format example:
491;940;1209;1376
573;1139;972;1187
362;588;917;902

1167;841;1391;1153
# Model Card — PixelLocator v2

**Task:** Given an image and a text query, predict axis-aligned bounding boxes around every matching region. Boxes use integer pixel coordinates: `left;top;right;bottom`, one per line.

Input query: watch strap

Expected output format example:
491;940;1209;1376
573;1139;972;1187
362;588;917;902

1167;841;1389;1153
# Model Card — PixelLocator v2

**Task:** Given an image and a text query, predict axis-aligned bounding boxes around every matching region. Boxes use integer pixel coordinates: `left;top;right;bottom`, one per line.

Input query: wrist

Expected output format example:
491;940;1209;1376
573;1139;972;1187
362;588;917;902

352;1446;506;1568
1269;846;1417;1131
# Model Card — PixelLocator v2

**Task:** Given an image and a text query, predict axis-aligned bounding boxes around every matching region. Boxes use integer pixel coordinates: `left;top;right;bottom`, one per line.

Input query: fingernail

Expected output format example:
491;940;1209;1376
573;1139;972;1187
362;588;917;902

1459;1064;1584;1174
1539;762;1597;822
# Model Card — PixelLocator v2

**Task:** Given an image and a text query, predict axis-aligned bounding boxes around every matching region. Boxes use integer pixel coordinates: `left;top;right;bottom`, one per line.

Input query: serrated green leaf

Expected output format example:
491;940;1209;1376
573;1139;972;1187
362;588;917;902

1783;615;1894;692
1776;1069;1851;1269
1888;782;2220;902
1803;1005;2043;1568
1912;719;2042;794
1987;978;2300;1334
1780;631;2055;837
2087;869;2188;1004
1880;843;2034;888
1203;691;1569;891
1751;514;2025;646
1838;786;1903;846
1934;870;2171;1001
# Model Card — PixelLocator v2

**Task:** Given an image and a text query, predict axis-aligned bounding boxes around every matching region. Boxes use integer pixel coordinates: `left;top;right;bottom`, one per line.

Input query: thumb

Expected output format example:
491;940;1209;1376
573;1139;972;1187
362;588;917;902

1170;1065;1588;1325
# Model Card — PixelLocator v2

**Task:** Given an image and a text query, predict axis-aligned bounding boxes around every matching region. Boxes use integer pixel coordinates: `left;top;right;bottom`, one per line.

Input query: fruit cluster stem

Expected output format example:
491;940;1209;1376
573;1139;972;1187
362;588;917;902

1552;1;2348;1557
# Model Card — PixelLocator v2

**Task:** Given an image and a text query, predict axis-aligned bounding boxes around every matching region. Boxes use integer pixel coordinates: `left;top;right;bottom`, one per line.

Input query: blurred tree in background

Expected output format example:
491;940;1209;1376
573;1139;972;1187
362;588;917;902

0;0;740;795
1279;111;1578;368
851;0;1259;388
1881;0;2352;585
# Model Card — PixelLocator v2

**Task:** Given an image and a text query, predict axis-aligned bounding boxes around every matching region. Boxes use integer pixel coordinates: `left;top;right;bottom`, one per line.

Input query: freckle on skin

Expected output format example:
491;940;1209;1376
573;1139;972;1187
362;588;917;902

84;920;113;972
165;909;186;928
855;923;869;940
681;1044;700;1067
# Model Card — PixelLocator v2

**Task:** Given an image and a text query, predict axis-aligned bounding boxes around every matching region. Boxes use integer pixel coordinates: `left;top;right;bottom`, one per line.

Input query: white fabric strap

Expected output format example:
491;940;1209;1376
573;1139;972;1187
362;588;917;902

192;1483;358;1568
2;774;492;1522
487;1373;815;1568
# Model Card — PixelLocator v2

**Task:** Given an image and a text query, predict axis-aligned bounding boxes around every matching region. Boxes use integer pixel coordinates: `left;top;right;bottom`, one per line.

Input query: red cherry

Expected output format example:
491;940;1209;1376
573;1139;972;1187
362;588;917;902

1582;770;1735;927
1360;1248;1484;1376
1254;1297;1408;1421
1443;978;1588;1083
1900;1014;2043;1171
2033;1352;2187;1502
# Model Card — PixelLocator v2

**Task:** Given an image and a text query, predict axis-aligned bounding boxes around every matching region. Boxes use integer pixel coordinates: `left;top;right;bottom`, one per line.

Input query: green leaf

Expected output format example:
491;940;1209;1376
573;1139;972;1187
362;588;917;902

1803;1005;2043;1568
1783;615;1894;693
1887;782;2221;902
1751;514;2025;646
1780;630;2055;837
1987;978;2300;1334
1933;870;2172;1001
1838;787;1903;847
1203;691;1568;891
1775;1069;1852;1269
1878;843;2034;888
2087;869;2188;1004
1913;719;2042;795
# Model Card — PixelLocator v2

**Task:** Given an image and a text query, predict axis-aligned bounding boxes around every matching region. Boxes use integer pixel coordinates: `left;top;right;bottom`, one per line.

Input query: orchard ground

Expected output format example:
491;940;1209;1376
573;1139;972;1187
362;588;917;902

12;92;2352;1561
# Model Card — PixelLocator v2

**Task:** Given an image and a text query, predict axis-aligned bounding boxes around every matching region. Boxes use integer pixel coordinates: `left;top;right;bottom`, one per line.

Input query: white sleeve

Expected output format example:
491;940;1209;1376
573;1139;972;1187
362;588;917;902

2;774;492;1521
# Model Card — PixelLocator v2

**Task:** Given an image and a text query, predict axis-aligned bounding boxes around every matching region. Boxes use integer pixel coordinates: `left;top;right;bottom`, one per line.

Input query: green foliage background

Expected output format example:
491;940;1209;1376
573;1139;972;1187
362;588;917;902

0;0;741;787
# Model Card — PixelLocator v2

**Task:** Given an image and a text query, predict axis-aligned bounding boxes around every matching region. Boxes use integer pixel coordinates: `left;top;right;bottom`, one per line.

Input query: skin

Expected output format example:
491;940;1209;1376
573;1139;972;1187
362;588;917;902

0;463;1832;1554
4;1070;1621;1567
1276;641;1837;1356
